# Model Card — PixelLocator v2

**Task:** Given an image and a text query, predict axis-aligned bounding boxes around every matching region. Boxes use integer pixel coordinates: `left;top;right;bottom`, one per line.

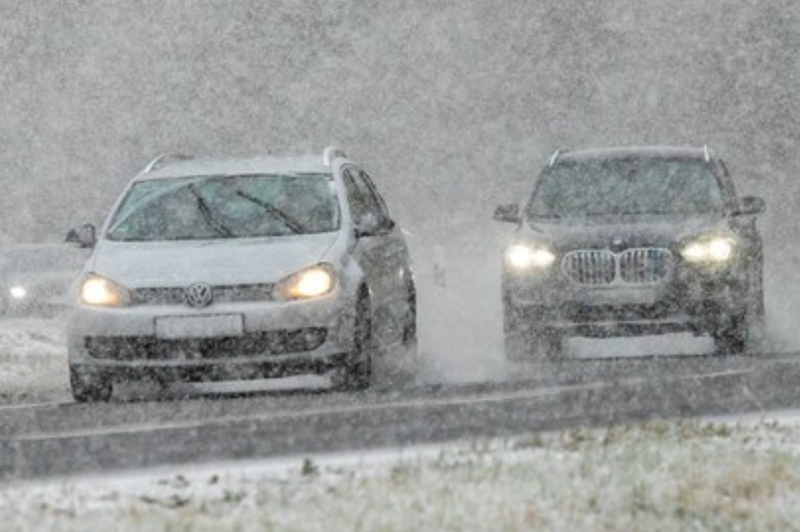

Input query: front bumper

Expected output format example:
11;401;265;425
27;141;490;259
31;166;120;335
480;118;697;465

504;261;748;337
67;289;354;382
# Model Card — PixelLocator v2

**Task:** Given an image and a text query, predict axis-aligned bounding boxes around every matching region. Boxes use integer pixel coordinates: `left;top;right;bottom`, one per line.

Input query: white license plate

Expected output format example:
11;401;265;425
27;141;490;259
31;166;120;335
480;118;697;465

579;288;660;307
155;315;244;340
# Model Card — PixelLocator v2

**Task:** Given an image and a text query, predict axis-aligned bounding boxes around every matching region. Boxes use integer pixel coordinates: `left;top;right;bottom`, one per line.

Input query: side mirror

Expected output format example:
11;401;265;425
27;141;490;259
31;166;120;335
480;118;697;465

355;215;394;238
493;203;521;224
733;196;766;216
66;224;96;248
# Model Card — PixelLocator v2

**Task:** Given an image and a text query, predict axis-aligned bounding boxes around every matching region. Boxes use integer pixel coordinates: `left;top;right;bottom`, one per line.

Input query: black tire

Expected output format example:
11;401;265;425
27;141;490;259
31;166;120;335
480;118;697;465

402;285;418;358
503;302;533;363
70;368;113;402
541;330;565;359
338;294;373;391
713;309;748;354
748;266;767;346
503;300;565;362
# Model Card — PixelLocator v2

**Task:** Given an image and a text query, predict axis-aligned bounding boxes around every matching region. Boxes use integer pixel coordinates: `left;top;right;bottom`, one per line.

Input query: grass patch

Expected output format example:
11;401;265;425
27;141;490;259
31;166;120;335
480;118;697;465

4;420;800;531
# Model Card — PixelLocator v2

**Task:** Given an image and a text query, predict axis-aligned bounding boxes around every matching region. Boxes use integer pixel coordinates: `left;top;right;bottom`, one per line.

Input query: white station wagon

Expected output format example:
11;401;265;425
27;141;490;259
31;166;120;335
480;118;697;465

66;148;416;401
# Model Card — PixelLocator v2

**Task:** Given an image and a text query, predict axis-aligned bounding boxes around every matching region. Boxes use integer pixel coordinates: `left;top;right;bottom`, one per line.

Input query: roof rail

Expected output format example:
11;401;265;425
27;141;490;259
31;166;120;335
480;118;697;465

323;146;347;167
702;144;711;163
143;153;194;174
548;149;564;167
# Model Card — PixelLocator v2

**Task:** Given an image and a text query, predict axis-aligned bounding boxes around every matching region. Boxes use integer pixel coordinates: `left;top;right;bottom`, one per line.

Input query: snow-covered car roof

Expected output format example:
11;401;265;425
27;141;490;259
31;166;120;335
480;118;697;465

137;155;335;182
558;146;709;162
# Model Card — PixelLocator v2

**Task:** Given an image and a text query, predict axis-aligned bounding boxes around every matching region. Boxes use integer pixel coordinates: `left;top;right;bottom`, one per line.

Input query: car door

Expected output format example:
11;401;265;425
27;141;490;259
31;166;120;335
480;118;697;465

342;166;411;345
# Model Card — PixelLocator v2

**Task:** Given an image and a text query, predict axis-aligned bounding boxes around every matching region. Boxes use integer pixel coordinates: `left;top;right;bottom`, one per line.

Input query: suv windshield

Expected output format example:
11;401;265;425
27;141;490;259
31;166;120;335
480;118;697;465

107;174;340;241
527;158;725;218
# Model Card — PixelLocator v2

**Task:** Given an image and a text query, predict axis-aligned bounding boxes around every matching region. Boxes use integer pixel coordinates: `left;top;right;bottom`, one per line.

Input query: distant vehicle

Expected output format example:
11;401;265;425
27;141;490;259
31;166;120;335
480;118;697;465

494;146;766;360
0;243;89;315
65;148;416;402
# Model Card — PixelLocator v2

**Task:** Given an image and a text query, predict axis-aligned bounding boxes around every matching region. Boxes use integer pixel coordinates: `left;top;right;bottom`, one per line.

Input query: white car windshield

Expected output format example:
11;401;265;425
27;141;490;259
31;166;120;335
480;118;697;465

106;174;340;241
528;158;726;218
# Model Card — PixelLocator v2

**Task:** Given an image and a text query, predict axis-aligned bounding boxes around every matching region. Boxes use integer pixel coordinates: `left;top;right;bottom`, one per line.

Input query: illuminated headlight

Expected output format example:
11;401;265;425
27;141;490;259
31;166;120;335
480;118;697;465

80;275;130;307
505;244;556;270
9;286;27;300
681;236;736;263
275;264;337;301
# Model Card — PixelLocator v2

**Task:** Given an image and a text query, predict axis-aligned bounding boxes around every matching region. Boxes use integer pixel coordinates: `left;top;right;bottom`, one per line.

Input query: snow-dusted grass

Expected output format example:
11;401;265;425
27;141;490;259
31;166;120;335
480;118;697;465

4;421;800;531
0;318;70;404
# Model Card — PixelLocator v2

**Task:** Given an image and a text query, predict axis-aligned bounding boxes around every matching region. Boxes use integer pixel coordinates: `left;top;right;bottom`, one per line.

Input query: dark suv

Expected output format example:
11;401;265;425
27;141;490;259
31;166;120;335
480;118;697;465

494;146;766;360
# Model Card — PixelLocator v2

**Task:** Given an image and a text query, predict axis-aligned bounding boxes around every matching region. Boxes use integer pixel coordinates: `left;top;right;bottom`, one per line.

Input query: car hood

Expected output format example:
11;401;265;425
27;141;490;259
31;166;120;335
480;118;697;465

90;233;340;288
521;214;730;251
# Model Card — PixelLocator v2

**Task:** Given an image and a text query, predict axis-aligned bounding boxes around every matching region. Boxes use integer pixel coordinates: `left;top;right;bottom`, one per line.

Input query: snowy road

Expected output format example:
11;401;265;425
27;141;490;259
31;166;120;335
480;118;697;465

1;347;800;480
1;240;799;480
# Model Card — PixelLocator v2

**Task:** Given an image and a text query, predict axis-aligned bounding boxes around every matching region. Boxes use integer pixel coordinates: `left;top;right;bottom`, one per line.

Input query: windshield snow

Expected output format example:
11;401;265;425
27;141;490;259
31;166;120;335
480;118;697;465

107;174;340;241
528;158;725;218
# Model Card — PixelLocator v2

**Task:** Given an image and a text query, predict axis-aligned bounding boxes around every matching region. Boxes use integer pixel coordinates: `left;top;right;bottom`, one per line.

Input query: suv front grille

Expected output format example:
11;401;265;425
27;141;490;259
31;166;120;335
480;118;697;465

618;248;672;283
562;250;616;285
130;284;274;306
562;248;673;285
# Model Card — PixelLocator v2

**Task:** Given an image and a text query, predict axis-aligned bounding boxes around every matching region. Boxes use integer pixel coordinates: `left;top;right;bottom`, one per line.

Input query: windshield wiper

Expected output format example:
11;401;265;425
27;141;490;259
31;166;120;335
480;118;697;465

234;190;306;234
188;185;234;237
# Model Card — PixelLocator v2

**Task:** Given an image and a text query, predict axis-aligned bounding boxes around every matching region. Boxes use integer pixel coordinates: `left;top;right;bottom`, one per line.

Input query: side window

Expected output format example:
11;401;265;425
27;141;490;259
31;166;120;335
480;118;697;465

358;171;391;224
342;168;369;226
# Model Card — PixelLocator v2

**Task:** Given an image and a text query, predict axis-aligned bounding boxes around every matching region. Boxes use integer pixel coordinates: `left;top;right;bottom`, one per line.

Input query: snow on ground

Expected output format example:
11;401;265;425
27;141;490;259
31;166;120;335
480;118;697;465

5;420;800;531
0;317;70;404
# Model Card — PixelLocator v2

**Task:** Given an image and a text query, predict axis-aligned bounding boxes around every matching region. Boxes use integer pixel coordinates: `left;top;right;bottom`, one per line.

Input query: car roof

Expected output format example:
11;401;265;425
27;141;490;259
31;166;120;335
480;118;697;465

557;146;710;163
137;155;335;182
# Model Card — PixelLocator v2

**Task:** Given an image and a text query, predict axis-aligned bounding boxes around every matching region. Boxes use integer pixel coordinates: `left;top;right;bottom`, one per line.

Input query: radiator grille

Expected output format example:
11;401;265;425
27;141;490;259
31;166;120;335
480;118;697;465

618;248;672;283
562;248;672;285
129;284;274;306
562;250;616;285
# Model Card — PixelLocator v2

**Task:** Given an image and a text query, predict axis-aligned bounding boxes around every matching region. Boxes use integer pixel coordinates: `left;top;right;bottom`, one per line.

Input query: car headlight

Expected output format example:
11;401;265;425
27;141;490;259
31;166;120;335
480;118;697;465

9;286;27;300
275;263;337;301
505;244;556;270
680;236;736;263
80;274;130;307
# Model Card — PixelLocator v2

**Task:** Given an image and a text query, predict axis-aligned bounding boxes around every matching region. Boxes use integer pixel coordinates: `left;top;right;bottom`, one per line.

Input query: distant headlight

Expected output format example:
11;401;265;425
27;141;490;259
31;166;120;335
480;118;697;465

9;286;27;300
505;244;556;270
275;264;337;301
80;275;130;307
681;236;736;263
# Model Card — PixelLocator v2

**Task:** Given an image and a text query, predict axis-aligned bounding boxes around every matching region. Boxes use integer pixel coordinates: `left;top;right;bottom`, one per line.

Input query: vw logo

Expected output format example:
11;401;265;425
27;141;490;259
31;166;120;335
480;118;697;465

185;282;213;308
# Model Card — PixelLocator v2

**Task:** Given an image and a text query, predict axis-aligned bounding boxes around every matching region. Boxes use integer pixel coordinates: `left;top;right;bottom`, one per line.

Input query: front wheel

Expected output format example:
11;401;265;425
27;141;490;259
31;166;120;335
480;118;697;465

70;368;113;402
712;310;748;354
335;295;373;391
503;302;564;362
540;330;565;359
503;303;533;363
